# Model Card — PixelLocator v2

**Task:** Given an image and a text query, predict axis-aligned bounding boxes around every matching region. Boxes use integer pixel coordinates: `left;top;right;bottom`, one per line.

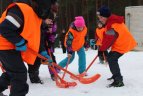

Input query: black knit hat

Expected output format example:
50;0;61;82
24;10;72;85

97;6;111;18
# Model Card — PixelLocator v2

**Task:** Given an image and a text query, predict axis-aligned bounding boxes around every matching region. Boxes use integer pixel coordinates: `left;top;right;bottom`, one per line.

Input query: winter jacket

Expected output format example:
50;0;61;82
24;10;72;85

41;21;57;52
100;14;137;53
64;23;88;54
95;27;105;46
0;3;42;64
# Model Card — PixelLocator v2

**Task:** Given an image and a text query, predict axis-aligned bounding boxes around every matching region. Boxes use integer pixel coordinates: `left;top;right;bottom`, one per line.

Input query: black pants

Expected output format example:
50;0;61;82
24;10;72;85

107;51;123;81
0;50;28;96
28;50;57;76
28;57;41;74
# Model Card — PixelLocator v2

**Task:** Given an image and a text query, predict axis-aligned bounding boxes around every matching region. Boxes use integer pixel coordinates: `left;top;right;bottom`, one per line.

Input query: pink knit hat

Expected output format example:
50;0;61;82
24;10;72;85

74;16;85;27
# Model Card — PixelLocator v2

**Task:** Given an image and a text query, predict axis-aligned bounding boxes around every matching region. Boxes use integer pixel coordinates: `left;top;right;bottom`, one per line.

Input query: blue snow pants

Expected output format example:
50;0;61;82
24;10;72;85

59;47;86;74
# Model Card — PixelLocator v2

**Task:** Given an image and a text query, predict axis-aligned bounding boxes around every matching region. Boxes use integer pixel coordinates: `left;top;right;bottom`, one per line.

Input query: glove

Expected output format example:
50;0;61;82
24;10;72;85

15;39;27;51
40;51;53;63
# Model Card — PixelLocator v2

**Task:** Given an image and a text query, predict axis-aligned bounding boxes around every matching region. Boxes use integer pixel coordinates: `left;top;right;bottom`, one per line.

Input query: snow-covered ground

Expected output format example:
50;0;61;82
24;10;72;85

1;48;143;96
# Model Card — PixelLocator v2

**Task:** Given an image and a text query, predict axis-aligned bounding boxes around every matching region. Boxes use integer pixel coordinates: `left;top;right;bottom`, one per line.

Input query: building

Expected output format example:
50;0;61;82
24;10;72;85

125;6;143;50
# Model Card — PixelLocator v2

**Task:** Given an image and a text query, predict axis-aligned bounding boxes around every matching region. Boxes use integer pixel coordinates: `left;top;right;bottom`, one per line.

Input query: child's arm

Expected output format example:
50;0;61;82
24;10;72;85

66;32;74;55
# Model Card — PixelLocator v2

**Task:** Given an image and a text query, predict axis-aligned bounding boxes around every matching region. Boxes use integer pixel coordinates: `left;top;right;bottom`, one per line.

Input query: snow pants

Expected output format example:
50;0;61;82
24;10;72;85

107;51;123;81
0;50;28;96
28;50;57;77
59;47;86;74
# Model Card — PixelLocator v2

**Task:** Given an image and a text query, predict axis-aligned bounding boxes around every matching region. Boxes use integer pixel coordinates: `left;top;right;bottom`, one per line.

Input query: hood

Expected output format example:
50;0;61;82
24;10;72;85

106;14;124;30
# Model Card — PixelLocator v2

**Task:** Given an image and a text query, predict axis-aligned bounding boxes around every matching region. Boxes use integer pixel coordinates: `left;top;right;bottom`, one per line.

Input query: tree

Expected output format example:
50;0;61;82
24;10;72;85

0;0;13;15
1;0;142;39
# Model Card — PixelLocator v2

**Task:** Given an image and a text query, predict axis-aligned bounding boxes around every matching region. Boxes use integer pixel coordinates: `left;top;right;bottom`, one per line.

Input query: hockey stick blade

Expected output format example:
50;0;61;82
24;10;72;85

70;72;86;80
49;65;77;88
28;48;100;85
52;62;101;84
79;74;101;84
70;55;98;80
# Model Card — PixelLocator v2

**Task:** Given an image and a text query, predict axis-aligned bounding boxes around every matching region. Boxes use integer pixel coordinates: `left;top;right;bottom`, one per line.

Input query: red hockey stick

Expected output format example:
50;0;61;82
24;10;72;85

62;57;70;79
49;65;77;88
28;48;101;84
52;62;100;84
47;48;77;88
70;54;98;80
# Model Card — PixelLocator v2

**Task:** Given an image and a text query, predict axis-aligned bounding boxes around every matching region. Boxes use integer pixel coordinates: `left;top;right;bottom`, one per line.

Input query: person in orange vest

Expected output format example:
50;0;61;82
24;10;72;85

0;0;57;95
27;2;59;83
58;16;89;74
95;20;108;64
97;6;137;87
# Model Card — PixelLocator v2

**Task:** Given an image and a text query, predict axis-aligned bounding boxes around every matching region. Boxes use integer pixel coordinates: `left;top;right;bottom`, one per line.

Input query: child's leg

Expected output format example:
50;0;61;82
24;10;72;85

0;50;28;96
28;57;42;84
48;52;61;80
77;47;86;74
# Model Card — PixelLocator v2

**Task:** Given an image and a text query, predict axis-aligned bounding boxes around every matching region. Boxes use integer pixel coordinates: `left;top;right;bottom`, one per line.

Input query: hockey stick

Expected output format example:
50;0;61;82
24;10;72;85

28;48;100;84
70;54;98;80
52;62;100;84
49;65;77;88
47;49;77;88
62;57;70;79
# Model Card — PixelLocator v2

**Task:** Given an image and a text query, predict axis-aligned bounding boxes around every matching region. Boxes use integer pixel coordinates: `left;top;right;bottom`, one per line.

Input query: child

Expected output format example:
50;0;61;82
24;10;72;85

27;1;59;82
97;6;136;87
27;18;58;83
0;0;55;95
42;18;59;81
58;16;89;74
95;20;108;64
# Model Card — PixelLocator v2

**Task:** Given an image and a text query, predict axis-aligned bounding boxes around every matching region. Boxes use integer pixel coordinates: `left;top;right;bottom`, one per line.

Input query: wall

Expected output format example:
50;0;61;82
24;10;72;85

125;6;143;50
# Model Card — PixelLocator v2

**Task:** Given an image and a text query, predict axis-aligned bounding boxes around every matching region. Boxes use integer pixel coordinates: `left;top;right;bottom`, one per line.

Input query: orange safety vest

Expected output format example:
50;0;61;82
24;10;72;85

106;23;137;54
95;27;105;46
64;26;87;51
0;3;42;64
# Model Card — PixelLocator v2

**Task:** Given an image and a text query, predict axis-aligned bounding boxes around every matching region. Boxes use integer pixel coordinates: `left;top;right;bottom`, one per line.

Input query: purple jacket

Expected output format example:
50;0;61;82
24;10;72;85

42;22;57;52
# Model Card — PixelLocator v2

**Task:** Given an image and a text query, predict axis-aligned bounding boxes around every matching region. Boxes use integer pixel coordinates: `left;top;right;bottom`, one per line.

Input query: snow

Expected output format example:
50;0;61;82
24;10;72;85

1;48;143;96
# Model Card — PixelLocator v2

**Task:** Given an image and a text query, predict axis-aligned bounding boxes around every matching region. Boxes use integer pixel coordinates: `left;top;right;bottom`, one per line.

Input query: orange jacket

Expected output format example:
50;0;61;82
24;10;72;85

0;3;42;64
107;23;136;53
95;28;105;46
64;27;87;51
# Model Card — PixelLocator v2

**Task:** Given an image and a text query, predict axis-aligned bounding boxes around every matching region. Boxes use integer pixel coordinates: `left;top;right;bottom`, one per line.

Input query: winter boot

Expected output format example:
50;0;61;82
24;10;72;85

0;93;7;96
107;80;124;88
29;71;43;84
